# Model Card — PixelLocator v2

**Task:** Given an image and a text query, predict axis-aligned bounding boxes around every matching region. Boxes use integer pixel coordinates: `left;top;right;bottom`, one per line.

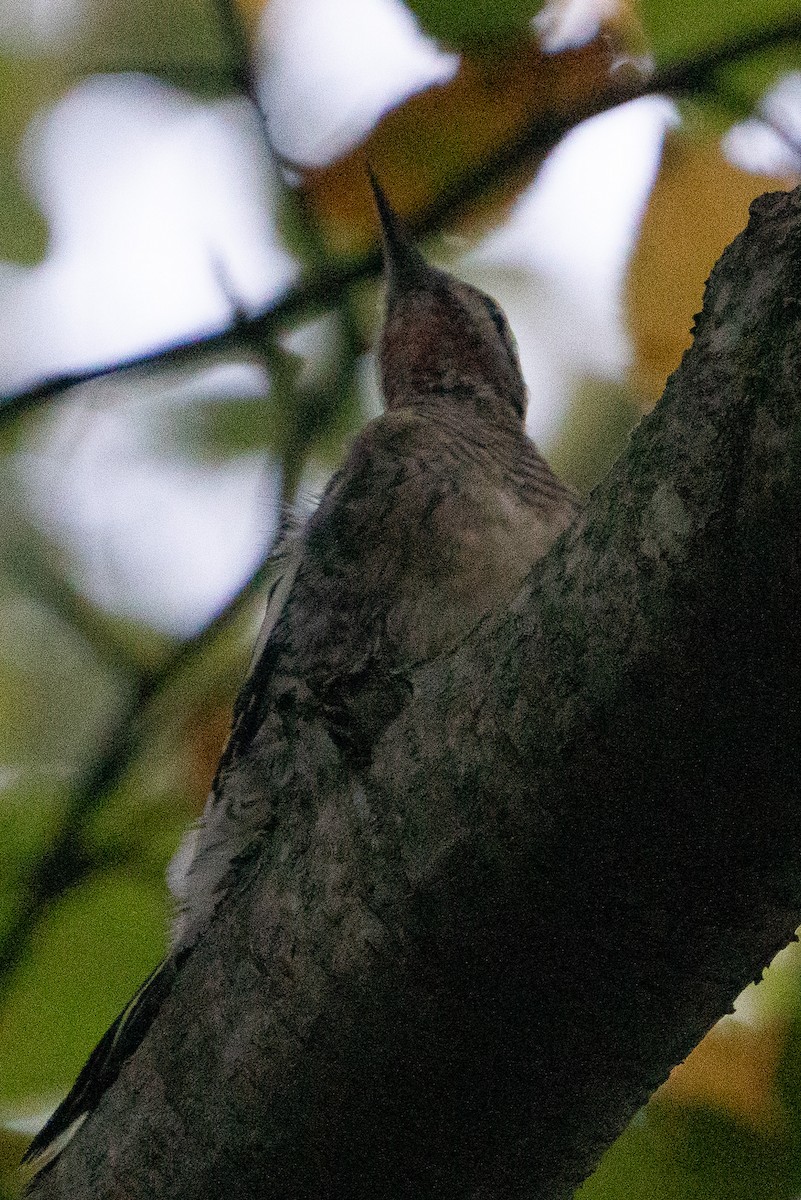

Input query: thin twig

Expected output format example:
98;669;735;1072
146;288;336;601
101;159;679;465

210;0;366;492
212;0;265;126
0;547;280;998
0;0;350;993
4;11;801;992
3;535;143;683
3;16;801;417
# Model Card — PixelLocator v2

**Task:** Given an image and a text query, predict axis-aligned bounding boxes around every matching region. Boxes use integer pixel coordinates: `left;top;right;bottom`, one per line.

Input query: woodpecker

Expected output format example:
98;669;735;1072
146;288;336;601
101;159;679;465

22;173;578;1178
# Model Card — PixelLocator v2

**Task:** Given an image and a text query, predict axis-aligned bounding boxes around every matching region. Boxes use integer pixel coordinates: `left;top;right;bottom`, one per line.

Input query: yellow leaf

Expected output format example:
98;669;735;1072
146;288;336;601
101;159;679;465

234;0;268;36
302;30;640;255
626;131;795;405
659;1016;787;1131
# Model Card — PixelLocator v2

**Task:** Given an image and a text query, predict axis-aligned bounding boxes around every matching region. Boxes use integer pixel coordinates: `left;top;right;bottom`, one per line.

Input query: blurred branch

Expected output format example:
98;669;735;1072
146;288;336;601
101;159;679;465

212;0;367;506
212;0;263;121
657;16;801;95
4;4;801;994
29;184;801;1200
0;0;362;995
0;546;280;998
2;521;149;683
200;0;365;481
3;16;801;419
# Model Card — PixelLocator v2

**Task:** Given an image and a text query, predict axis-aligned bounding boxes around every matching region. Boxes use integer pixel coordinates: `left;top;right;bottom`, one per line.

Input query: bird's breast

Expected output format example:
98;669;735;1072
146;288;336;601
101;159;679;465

386;475;564;661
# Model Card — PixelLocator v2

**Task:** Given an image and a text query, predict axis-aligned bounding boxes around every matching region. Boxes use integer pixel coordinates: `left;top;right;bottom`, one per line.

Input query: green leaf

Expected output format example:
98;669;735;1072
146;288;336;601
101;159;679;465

150;394;278;463
580;1097;796;1200
83;0;230;94
403;0;546;51
0;775;65;934
0;584;122;769
715;42;801;114
0;56;55;263
639;0;799;67
549;379;642;496
0;872;167;1107
0;1124;28;1199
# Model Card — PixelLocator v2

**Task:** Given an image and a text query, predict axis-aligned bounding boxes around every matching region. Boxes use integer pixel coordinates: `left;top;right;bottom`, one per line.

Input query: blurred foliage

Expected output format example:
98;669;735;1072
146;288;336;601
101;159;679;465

639;0;799;66
83;0;228;83
626;121;791;402
304;34;631;255
0;873;167;1105
0;0;230;261
0;0;800;1196
405;0;546;51
0;54;57;260
715;42;801;112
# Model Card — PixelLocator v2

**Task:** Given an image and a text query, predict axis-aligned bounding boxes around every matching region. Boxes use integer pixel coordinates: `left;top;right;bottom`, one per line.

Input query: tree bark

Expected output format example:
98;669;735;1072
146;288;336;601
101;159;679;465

30;186;801;1200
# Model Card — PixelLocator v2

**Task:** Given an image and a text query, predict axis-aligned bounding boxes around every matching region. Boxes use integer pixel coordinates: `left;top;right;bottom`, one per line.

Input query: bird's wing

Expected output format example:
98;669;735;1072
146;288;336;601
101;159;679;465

168;525;307;953
22;527;307;1177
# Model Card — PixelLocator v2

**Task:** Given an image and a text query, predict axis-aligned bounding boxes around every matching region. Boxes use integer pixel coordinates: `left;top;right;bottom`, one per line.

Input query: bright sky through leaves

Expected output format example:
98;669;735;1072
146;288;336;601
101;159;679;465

0;0;674;635
2;1;801;1194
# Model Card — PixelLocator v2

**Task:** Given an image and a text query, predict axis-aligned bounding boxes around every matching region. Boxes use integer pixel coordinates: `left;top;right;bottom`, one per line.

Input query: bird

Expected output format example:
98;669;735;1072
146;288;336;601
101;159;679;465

22;171;579;1179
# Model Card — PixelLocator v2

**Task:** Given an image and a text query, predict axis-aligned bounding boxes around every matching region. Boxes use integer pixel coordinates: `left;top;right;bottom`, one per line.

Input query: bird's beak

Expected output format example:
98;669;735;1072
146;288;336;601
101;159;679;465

367;167;427;288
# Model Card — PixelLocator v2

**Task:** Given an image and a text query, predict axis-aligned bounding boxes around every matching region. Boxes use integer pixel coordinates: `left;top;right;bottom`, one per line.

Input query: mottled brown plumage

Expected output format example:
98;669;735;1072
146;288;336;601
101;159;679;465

23;174;579;1178
175;173;579;942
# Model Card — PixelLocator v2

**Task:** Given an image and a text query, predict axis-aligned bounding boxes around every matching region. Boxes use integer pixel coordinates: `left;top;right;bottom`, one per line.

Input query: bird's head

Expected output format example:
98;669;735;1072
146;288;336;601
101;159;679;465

369;170;527;425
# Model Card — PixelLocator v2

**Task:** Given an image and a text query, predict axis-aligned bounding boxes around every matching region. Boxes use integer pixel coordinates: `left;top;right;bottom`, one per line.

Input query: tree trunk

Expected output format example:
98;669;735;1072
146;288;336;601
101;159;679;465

30;186;801;1200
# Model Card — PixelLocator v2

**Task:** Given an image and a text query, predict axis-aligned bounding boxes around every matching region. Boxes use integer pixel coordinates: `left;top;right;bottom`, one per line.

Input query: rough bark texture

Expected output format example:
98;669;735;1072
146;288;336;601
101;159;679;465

30;186;801;1199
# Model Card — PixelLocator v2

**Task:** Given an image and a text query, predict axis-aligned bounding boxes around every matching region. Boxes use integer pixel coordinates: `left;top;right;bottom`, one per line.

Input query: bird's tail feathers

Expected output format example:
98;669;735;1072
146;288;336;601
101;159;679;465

22;957;177;1176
